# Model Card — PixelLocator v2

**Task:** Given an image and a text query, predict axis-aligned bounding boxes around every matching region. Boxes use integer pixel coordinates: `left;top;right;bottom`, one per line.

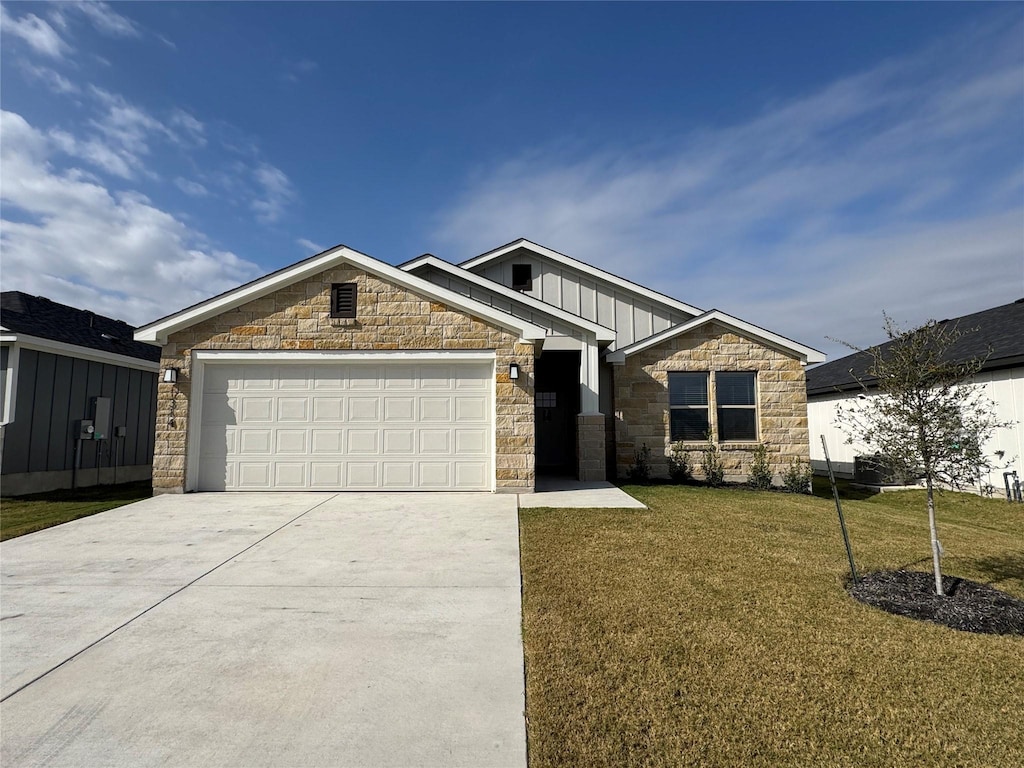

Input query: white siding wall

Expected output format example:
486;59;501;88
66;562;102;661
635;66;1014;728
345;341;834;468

809;366;1024;488
474;250;693;349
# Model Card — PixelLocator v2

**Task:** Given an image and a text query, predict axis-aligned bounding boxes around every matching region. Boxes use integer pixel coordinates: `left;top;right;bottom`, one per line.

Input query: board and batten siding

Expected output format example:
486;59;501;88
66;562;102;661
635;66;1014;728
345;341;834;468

0;348;157;477
808;365;1024;487
416;267;586;341
470;248;694;349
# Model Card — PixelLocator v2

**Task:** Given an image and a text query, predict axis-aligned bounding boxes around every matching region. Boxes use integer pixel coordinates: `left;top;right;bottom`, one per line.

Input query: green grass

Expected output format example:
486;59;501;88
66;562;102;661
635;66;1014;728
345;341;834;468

1;481;152;541
519;485;1024;768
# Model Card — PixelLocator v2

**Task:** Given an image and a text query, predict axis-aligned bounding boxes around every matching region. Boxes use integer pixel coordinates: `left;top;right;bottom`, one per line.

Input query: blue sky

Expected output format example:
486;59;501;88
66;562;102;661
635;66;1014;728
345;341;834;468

1;2;1021;361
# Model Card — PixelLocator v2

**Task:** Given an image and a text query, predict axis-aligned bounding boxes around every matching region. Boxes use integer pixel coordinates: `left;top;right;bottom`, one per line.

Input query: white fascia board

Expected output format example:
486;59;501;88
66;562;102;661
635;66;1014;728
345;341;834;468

606;310;826;366
135;245;547;345
0;333;160;372
402;254;616;342
459;238;704;318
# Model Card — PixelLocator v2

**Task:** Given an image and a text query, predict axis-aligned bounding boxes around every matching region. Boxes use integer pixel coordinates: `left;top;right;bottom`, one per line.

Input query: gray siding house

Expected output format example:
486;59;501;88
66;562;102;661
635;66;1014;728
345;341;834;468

1;293;160;495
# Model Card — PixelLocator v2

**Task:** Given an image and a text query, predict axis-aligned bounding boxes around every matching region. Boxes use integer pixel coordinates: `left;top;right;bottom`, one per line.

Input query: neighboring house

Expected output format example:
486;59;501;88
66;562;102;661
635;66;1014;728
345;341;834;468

1;292;160;495
807;299;1024;488
134;239;824;494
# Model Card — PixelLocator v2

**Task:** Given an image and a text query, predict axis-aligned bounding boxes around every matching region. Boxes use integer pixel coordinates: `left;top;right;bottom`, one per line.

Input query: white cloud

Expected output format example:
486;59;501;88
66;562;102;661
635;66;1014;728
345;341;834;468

297;238;325;254
1;5;69;58
251;162;295;223
0;110;261;326
73;1;142;39
17;61;79;94
174;177;209;197
433;21;1024;361
170;109;206;147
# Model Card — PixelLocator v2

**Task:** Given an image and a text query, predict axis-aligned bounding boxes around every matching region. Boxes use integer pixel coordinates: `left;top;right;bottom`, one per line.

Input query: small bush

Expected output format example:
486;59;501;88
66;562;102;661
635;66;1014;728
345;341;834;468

667;441;693;483
749;443;773;490
700;439;725;487
782;458;813;494
628;443;652;482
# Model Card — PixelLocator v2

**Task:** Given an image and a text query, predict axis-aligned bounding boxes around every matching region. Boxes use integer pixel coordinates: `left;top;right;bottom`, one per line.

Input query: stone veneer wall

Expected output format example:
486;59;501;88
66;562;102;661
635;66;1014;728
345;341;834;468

614;322;810;482
154;265;535;493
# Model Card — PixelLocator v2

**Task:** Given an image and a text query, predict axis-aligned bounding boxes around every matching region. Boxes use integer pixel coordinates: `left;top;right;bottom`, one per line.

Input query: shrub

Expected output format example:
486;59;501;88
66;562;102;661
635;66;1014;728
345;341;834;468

782;458;813;494
700;439;725;487
749;443;773;490
628;443;652;482
667;441;693;483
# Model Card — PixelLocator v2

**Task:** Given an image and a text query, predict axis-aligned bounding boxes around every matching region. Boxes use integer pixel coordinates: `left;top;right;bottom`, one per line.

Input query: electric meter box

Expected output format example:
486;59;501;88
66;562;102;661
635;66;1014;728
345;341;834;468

76;420;96;440
90;397;111;440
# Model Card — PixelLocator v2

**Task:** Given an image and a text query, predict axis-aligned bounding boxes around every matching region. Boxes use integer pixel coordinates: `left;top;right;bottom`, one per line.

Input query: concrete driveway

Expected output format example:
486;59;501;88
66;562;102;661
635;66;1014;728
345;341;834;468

0;493;526;768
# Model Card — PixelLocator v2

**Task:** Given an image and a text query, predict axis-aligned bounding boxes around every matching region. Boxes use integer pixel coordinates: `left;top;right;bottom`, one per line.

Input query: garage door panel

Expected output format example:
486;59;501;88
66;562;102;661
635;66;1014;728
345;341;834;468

274;463;307;487
312;429;343;453
275;430;307;453
348;397;380;421
347;463;378;487
384;396;415;421
383;462;415;488
313;397;344;421
238;463;272;488
419;463;451;487
420;397;451;420
277;397;309;421
347;429;379;455
197;361;493;490
383;429;415;454
241;398;274;422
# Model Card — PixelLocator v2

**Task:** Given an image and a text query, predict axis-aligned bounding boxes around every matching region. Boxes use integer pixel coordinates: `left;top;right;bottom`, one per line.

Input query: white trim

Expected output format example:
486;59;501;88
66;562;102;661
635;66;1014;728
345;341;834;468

402;254;617;343
606;309;826;366
135;245;547;346
191;349;498;364
0;333;160;372
1;342;20;426
186;349;500;493
459;238;704;318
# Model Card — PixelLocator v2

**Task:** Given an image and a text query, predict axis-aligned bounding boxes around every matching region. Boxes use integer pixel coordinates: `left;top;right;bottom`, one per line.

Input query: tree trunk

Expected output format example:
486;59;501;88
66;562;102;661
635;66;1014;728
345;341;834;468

926;476;944;596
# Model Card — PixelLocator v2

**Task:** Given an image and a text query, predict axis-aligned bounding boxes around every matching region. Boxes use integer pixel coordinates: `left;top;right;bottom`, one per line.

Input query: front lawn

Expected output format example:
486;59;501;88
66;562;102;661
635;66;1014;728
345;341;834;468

519;485;1023;767
1;481;152;541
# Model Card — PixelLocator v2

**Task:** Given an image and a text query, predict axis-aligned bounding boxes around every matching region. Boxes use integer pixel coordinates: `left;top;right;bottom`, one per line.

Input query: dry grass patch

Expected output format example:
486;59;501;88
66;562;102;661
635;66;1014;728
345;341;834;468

519;485;1024;768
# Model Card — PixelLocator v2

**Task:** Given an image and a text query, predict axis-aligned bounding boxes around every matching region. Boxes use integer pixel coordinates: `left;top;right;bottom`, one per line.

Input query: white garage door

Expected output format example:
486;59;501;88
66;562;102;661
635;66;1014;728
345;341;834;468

196;361;493;491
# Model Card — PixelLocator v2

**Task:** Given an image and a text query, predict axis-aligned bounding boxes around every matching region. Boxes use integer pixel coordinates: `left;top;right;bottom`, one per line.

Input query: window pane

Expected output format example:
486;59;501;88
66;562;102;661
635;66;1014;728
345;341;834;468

669;372;708;406
718;408;757;441
717;372;755;406
670;408;709;441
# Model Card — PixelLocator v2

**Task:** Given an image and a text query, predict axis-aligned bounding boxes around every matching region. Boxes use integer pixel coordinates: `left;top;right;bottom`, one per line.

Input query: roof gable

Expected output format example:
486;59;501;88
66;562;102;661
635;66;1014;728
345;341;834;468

459;238;703;319
134;245;547;346
1;292;159;363
606;309;826;366
807;299;1024;395
400;254;616;343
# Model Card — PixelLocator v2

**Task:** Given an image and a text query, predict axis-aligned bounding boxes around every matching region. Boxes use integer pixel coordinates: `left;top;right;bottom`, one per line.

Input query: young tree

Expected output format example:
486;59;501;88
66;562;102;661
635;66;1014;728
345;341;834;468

833;315;1011;596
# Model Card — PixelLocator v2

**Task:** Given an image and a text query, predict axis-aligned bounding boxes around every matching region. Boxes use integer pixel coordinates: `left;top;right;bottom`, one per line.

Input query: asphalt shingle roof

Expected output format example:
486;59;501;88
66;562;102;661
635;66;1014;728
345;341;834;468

806;299;1024;396
0;292;160;363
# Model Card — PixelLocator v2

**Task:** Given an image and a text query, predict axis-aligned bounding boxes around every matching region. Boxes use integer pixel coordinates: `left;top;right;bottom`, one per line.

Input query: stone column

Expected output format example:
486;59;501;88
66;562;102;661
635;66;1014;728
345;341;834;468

577;412;606;481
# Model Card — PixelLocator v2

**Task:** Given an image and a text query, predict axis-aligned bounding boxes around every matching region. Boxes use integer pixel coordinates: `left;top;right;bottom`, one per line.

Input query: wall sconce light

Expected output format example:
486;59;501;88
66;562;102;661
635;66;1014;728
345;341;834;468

509;363;520;381
163;368;179;384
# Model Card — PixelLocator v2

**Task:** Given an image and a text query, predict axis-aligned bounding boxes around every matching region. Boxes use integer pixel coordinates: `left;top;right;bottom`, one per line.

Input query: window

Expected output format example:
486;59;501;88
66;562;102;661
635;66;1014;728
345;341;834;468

716;372;757;441
511;264;533;291
536;392;557;408
330;283;357;318
669;372;709;441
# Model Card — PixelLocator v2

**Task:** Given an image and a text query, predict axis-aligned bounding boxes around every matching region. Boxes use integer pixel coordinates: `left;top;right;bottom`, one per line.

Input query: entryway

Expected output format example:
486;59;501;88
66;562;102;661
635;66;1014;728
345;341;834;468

534;350;580;476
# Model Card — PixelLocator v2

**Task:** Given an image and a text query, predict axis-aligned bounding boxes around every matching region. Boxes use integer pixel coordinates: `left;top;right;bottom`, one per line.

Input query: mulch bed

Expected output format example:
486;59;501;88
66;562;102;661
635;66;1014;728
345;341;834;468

849;570;1024;636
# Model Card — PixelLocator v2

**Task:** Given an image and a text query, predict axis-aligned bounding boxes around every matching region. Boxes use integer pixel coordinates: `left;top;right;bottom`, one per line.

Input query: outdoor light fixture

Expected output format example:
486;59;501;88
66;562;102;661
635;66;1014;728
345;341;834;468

509;363;520;381
163;368;179;384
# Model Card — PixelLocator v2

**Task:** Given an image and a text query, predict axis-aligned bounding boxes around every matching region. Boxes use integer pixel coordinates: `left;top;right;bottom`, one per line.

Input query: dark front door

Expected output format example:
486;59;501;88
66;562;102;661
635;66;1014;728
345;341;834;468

534;350;580;475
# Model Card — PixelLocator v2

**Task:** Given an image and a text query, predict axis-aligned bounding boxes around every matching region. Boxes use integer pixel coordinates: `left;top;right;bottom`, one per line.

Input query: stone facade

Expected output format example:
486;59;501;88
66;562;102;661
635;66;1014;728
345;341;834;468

576;413;606;481
154;265;535;493
613;322;810;482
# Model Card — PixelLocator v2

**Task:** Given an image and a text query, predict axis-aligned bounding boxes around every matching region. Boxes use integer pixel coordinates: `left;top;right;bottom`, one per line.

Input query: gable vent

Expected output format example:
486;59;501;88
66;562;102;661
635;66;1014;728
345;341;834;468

331;283;358;318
